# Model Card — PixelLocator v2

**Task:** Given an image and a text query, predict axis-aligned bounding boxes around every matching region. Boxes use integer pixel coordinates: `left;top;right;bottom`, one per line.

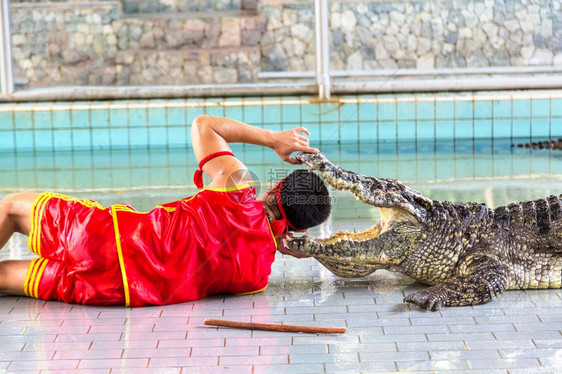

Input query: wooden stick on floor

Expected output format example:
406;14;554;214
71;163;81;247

203;318;346;334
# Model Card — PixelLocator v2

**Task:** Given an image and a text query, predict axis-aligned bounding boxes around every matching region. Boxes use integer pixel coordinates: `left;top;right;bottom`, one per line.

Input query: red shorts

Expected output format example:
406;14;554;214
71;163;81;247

25;192;125;305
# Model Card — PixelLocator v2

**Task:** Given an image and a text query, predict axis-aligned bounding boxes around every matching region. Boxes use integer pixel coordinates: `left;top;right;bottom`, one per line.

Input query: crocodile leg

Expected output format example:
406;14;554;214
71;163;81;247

404;253;510;311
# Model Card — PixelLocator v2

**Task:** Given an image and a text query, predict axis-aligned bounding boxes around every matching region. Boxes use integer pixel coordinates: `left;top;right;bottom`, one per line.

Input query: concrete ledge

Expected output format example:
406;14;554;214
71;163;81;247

2;76;562;102
11;1;121;9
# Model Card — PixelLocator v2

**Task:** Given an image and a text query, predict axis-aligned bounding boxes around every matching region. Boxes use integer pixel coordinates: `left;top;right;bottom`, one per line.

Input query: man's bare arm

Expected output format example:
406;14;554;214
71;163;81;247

190;115;319;187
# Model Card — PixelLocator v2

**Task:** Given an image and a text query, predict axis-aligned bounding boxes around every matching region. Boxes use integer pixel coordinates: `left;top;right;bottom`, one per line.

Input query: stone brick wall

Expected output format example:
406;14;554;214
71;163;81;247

11;1;265;86
9;0;562;88
325;0;562;70
12;2;121;86
260;1;315;72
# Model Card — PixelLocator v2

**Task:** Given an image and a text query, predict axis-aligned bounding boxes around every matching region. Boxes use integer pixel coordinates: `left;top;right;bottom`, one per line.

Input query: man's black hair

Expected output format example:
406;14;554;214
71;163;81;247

278;169;331;230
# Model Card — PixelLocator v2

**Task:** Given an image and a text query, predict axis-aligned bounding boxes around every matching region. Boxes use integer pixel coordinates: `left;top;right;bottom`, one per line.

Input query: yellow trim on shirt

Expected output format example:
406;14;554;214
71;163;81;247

171;184;255;205
265;214;278;249
109;185;256;217
112;204;177;214
155;206;176;213
111;203;140;213
111;205;131;307
49;192;105;209
202;183;254;192
235;285;268;296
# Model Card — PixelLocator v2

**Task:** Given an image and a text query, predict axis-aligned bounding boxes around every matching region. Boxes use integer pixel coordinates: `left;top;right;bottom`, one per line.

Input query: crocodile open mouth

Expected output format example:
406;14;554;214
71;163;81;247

314;207;398;245
286;206;411;277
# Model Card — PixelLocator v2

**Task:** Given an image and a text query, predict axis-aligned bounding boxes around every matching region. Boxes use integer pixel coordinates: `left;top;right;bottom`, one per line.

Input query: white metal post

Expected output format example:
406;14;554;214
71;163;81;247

314;0;330;100
0;0;14;96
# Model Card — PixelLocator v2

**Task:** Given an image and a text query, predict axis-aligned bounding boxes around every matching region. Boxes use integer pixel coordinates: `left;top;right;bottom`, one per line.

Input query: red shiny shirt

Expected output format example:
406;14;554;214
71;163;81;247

111;185;277;306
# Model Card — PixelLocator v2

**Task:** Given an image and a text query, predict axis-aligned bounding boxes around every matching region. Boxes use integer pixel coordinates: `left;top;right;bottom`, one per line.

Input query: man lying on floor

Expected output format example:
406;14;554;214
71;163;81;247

0;116;331;306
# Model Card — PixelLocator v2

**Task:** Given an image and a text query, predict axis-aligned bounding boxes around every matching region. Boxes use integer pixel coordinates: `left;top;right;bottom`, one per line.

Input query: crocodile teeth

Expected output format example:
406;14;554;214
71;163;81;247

378;252;389;263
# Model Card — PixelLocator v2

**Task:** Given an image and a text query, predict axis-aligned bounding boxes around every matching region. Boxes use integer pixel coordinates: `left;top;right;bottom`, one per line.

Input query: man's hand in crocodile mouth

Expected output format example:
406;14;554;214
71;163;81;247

277;233;312;259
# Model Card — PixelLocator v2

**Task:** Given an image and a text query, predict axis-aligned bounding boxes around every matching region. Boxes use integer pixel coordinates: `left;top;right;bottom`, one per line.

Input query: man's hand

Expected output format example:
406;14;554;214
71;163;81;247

272;127;319;165
276;236;311;259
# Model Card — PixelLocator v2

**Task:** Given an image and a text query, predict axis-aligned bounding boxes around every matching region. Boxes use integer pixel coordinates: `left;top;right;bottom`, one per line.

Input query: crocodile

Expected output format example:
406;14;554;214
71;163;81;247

287;152;562;310
513;138;562;150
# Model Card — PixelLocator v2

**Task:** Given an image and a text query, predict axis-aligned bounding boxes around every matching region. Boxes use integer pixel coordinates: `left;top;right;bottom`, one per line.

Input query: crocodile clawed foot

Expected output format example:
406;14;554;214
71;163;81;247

404;289;444;311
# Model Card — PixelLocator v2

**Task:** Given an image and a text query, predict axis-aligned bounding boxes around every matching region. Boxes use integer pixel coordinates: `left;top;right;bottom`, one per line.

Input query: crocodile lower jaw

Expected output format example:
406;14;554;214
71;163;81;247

315;221;383;245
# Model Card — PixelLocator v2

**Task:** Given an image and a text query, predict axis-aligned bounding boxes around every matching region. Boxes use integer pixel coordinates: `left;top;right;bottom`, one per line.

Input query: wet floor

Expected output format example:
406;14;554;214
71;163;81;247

2;175;562;373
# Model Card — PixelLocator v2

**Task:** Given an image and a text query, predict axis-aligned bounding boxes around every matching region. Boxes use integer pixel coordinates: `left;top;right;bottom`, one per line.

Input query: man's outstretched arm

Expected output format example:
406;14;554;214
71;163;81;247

190;115;318;188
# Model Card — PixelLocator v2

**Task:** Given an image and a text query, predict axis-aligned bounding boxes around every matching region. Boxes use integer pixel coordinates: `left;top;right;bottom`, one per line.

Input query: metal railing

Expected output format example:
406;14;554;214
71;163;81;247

314;0;330;100
0;0;13;96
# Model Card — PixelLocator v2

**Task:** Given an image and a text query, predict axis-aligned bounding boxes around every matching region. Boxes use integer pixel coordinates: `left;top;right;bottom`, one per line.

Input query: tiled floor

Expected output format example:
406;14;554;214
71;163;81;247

1;230;562;374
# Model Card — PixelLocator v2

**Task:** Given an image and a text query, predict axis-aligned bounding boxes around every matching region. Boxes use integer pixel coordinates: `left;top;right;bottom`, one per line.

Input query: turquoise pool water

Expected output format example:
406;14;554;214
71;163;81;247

1;92;561;153
2;137;562;189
